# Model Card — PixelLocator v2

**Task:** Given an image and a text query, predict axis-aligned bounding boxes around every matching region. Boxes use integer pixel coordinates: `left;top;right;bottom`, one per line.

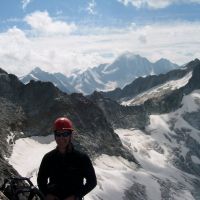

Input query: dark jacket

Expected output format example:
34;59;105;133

37;146;97;199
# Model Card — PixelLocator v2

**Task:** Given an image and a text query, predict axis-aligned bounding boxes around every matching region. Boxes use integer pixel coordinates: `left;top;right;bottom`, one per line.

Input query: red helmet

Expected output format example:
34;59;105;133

53;117;73;131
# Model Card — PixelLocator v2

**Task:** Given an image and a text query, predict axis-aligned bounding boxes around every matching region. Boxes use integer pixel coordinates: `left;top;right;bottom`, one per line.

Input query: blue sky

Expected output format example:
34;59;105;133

0;0;200;76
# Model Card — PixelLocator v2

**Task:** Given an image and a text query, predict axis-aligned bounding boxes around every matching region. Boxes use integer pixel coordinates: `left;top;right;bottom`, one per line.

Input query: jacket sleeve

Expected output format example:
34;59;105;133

78;154;97;198
37;155;49;195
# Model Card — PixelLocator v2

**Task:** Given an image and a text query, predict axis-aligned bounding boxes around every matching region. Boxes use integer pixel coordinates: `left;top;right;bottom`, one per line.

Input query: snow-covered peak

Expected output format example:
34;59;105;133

113;52;148;64
155;58;172;64
154;58;178;68
31;67;45;74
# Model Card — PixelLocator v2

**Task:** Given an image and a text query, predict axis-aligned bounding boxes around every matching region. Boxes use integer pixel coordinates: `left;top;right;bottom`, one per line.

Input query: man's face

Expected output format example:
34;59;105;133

54;130;72;150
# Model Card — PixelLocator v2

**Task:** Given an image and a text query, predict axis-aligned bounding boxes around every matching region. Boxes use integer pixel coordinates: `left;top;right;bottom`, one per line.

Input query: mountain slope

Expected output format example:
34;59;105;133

114;90;200;199
86;61;200;199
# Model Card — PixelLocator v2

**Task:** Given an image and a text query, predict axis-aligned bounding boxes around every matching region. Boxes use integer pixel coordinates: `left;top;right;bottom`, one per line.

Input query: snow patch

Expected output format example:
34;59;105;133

98;81;118;92
102;64;119;74
7;132;15;145
30;74;39;80
88;69;104;85
181;90;200;113
8;135;56;185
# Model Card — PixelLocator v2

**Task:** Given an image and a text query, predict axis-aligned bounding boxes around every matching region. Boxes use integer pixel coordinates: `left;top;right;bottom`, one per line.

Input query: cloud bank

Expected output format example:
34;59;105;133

0;11;199;77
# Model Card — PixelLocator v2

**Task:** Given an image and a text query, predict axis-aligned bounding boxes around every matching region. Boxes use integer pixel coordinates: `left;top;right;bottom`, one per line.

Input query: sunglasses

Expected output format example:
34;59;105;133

54;130;72;137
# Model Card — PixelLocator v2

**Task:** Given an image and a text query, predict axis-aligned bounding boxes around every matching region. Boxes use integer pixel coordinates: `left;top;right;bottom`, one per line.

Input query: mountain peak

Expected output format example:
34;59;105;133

31;67;44;74
0;68;8;74
117;52;144;60
194;58;200;63
155;58;170;63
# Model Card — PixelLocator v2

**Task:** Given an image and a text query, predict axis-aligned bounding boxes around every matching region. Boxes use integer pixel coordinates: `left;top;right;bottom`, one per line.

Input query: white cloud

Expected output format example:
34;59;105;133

86;0;97;15
24;11;77;36
118;0;200;9
21;0;32;10
0;12;200;77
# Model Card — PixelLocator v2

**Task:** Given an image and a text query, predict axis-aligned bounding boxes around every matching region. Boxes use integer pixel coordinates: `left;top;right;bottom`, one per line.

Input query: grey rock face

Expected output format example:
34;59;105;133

88;92;148;130
0;97;23;186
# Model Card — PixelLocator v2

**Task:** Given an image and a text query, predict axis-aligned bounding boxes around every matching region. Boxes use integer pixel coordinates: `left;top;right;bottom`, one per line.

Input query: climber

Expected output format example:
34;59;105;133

37;117;97;200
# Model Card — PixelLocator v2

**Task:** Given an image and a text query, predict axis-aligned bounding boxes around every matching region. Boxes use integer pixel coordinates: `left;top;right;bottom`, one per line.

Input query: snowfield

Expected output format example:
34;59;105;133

7;90;200;200
7;135;56;185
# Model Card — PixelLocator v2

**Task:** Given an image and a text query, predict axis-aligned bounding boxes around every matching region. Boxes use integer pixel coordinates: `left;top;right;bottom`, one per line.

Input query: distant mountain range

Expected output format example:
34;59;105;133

19;52;179;94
